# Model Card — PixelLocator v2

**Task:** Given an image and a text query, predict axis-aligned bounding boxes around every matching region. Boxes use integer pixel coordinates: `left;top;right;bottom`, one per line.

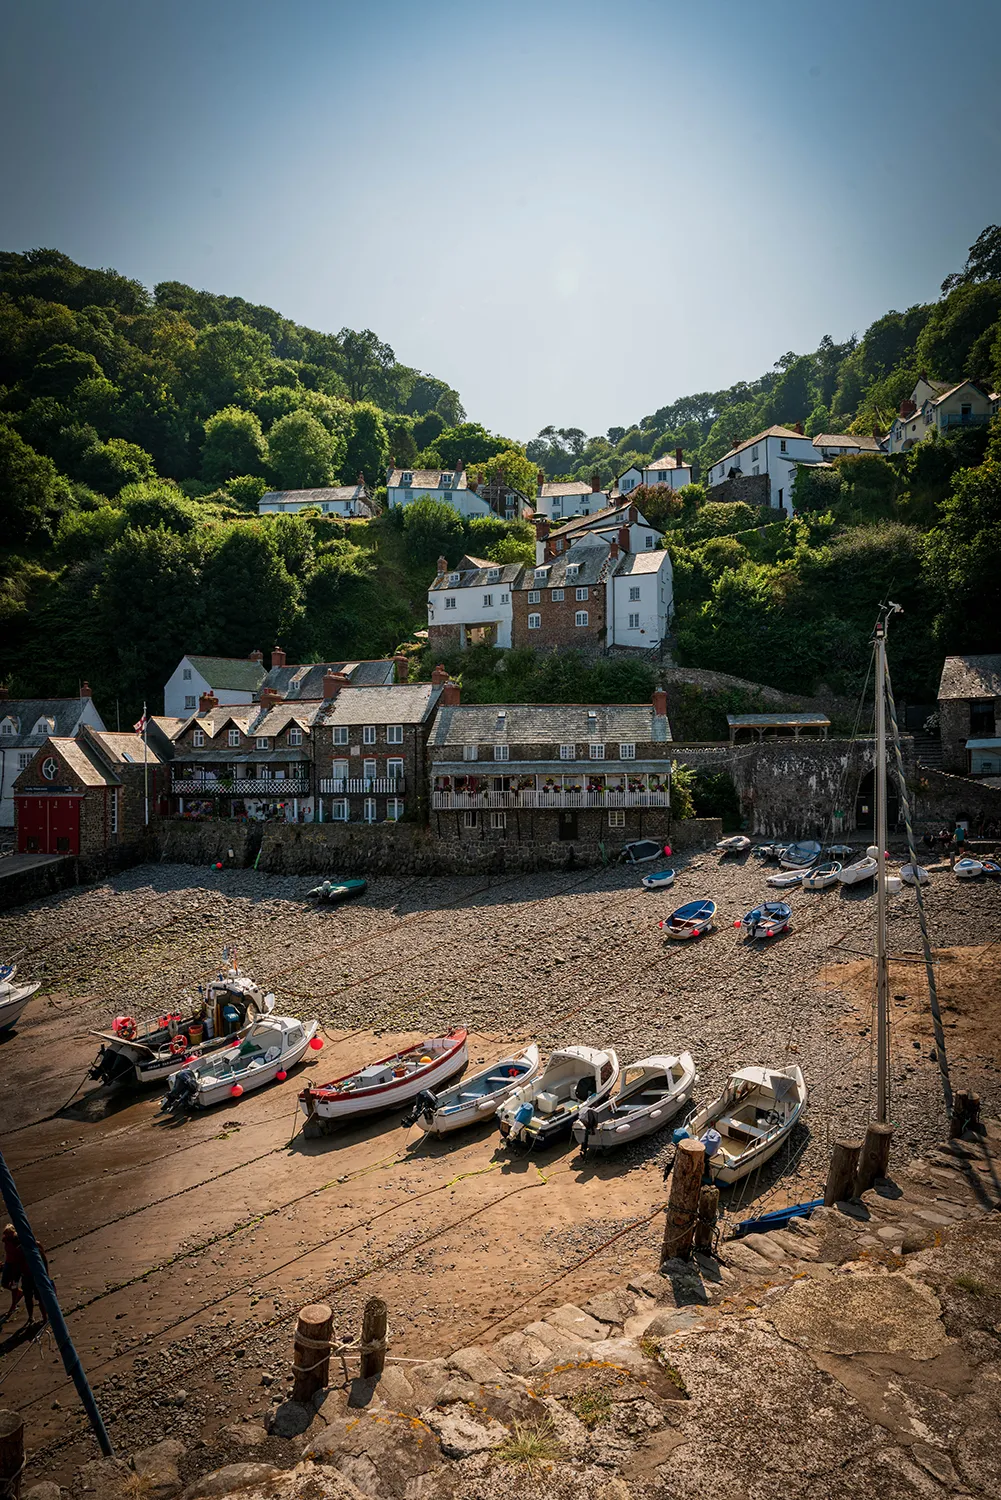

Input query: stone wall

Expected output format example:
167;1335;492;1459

0;837;156;912
706;472;771;508
911;766;1001;830
159;819;262;868
511;578;608;651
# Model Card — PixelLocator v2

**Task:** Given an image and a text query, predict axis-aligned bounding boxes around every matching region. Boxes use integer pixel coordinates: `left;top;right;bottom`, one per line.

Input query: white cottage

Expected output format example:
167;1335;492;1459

885;375;999;455
707;425;820;515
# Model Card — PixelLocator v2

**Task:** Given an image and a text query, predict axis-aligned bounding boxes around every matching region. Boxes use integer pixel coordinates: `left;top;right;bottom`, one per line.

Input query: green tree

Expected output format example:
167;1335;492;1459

337;328;396;402
925;454;1001;653
478;447;538;499
267;410;340;489
941;224;1001;293
226;474;269;509
485;532;535;566
413;410;446;451
80;436;157;496
915;282;1001;383
0;423;73;544
190;321;272;413
402;497;465;568
97;525;206;709
201;405;268;483
200;525;302;655
28;343;104;399
432;422;511;468
343;402;389;483
118;479;199;534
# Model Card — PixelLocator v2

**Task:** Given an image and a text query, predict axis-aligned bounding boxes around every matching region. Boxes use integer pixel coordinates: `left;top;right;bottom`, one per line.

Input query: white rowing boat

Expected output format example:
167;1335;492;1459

685;1064;806;1184
0;965;40;1034
900;863;931;886
766;869;804;889
497;1046;619;1149
641;867;676;891
955;858;984;880
779;840;822;870
572;1053;696;1154
838;855;878;885
159;1015;318;1112
300;1029;469;1123
802;861;842;891
404;1044;541;1135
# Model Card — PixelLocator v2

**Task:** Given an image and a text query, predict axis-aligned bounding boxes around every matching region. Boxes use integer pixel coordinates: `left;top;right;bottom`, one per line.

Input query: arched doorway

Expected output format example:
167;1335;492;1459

854;768;899;831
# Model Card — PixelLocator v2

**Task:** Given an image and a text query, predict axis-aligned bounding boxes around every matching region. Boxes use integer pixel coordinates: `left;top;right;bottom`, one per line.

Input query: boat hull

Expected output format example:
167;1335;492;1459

0;981;39;1034
167;1021;318;1109
686;1064;806;1185
412;1046;541;1136
572;1054;695;1153
302;1032;469;1121
641;869;676;891
900;864;930;886
838;858;878;885
955;859;984;880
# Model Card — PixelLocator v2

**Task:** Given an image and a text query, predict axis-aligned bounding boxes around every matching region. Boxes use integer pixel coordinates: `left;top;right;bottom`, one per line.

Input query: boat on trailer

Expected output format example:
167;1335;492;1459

497;1046;619;1149
802;861;841;891
159;1014;318;1112
404;1044;541;1135
572;1052;696;1154
641;867;676;891
660;899;716;940
299;1028;468;1125
739;902;792;940
684;1064;807;1185
0;962;40;1035
89;959;274;1087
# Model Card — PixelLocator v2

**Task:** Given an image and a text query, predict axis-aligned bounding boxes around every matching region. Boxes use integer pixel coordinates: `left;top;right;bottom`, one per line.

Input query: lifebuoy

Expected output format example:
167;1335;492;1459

169;1033;189;1055
113;1015;137;1040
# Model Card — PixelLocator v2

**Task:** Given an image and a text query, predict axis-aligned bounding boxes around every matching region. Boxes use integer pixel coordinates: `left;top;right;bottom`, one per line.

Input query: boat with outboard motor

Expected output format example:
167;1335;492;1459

300;1028;469;1124
159;1014;318;1112
660;900;716;940
404;1044;541;1136
497;1046;619;1149
89;956;275;1087
683;1064;807;1184
0;961;40;1035
572;1052;696;1154
739;902;792;940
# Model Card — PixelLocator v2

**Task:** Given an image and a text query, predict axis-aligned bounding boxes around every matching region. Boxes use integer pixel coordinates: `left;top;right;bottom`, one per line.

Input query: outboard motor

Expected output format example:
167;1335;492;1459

402;1089;438;1128
159;1069;199;1114
577;1104;597;1157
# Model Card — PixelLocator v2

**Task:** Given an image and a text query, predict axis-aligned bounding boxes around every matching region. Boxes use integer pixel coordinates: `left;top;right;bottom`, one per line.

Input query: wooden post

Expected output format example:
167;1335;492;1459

949;1090;970;1138
360;1296;388;1380
824;1138;862;1206
855;1122;893;1194
662;1138;705;1263
695;1184;720;1252
0;1409;24;1499
292;1303;333;1404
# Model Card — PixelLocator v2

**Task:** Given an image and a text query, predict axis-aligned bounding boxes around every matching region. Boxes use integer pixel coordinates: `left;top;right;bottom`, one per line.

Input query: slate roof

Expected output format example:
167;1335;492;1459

38;737;117;788
938;655;1001;701
716;426;810;465
319;684;443;728
613;550;671;576
516;537;614;591
261;660;396;697
150;716;187;742
428;556;524;593
260;485;368;505
185;656;267;693
550;502;647;540
87;731;165;766
428;702;671;748
388;468;468;491
252;702;324;737
927;379;992;407
0;697;102;750
812;433;881;451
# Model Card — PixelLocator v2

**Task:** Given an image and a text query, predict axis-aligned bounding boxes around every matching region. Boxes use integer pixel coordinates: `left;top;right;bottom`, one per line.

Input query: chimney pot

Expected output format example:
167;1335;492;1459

80;681;92;698
270;646;286;669
794;422;804;435
199;691;218;714
609;538;619;560
591;471;601;493
535;518;550;541
442;680;461;707
618;524;630;552
394;653;409;685
431;663;448;687
455;458;464;472
652;688;668;717
249;649;263;664
323;669;350;700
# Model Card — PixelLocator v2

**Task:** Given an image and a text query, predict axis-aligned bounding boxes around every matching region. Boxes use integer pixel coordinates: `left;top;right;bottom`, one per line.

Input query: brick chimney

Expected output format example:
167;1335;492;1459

357;471;366;487
249;649;263;664
258;687;282;713
394;653;409;684
899;398;917;418
437;555;448;576
919;370;928;384
431;663;448;687
618;524;630;552
199;691;218;713
323;669;350;700
535;518;550;541
652;688;668;717
455;458;464;475
609;538;620;560
591;471;602;493
442;680;461;706
80;681;92;698
270;646;286;669
675;447;684;469
794;422;804;435
537;469;545;496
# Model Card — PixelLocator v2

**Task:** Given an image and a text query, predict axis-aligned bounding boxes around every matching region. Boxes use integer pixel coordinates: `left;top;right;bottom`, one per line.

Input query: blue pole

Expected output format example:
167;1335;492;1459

0;1147;114;1457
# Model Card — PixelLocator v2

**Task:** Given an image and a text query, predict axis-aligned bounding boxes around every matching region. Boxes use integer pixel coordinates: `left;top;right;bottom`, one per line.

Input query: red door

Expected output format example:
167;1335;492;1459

17;796;46;854
49;798;80;855
16;796;80;855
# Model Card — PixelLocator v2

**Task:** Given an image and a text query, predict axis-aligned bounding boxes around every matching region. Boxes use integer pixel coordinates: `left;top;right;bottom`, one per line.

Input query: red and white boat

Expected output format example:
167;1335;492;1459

299;1028;468;1124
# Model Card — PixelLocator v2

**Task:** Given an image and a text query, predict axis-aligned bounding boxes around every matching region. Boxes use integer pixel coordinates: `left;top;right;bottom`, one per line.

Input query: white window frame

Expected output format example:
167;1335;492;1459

193;729;205;748
463;744;478;761
364;797;377;823
387;757;404;783
534;566;548;580
331;799;349;821
444;596;457;610
500;592;509;604
527;590;541;604
493;744;509;761
589;743;605;759
184;695;196;710
387;798;404;821
487;568;500;582
575;610;589;627
560;744;576;760
17;751;32;770
645;536;653;548
387;724;403;744
576;586;589;601
363;758;377;780
620;742;636;758
448;572;461;585
333;725;349;745
551;588;564;601
483;592;494;607
628;612;640;628
491;810;507;830
288;727;303;746
227;728;240;747
528;612;541;630
608;809;625;828
362;725;377;745
629;586;640;601
463;809;478;828
182;667;192;680
256;736;270;750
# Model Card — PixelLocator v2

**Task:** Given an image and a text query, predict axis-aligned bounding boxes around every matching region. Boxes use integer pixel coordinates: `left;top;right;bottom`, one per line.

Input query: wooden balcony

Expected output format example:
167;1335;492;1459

432;789;669;809
172;776;311;796
318;778;405;795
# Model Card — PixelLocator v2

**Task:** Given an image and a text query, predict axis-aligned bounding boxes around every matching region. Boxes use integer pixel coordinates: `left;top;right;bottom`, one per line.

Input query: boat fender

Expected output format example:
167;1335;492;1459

701;1127;723;1159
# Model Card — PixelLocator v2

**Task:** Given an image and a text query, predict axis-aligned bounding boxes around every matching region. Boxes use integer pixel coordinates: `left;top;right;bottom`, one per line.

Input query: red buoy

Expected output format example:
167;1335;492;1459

275;1069;287;1082
230;1083;243;1097
309;1036;323;1050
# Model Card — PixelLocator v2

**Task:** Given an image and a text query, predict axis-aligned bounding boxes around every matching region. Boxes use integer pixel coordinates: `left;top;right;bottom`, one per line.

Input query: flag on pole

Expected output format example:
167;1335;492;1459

134;711;148;734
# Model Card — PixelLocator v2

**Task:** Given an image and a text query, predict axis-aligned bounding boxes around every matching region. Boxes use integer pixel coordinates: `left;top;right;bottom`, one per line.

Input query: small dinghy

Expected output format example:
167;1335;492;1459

826;844;855;860
684;1064;807;1185
572;1052;696;1154
641;867;676;891
955;857;984;880
497;1046;618;1149
739;902;791;940
300;1028;468;1124
404;1044;541;1136
838;855;878;886
660;899;716;940
309;878;367;903
620;840;665;865
753;843;783;861
90;959;273;1087
981;859;1001;879
159;1015;318;1113
733;1198;823;1238
801;861;841;891
779;840;822;870
0;962;40;1035
766;868;804;889
716;835;751;856
900;863;931;886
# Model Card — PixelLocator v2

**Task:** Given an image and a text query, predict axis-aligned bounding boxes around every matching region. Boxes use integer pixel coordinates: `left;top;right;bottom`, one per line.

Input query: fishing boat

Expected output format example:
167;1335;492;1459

620;840;665;864
89;958;274;1087
497;1046;619;1149
404;1044;541;1136
779;840;822;870
838;854;878;885
641;867;676;891
900;863;931;886
300;1028;468;1124
684;1064;807;1184
739;902;791;940
801;861;842;891
309;878;367;903
766;868;804;889
0;962;40;1035
716;835;751;856
572;1052;696;1154
159;1015;318;1113
660;899;716;940
954;857;984;880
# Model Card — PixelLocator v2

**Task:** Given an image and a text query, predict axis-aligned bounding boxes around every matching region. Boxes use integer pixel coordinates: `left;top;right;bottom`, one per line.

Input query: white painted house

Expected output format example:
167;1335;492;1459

427;555;521;650
0;690;105;828
534;476;609;521
386;461;492;519
885;376;999;456
642;450;692;488
163;655;266;719
258;480;374;518
539;503;662;564
608;549;674;647
707;425;820;515
811;433;882;461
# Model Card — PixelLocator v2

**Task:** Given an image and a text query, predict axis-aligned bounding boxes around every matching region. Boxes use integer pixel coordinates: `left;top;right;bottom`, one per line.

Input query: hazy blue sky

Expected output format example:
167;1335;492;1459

2;0;999;438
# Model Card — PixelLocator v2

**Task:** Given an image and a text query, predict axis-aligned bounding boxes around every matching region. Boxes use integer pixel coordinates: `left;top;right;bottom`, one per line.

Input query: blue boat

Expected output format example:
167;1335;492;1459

733;1198;823;1238
641;867;676;891
740;901;792;940
660;899;716;941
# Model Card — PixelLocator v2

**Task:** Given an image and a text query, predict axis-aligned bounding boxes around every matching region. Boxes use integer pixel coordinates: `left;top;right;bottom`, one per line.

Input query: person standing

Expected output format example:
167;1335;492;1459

19;1236;48;1326
1;1226;22;1319
950;823;966;869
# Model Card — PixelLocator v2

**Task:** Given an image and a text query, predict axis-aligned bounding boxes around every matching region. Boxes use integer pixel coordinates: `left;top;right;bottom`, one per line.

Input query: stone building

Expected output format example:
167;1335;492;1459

313;678;447;825
428;692;672;849
427;555;523;650
937;654;1001;775
169;692;322;822
0;686;105;829
13;727;164;856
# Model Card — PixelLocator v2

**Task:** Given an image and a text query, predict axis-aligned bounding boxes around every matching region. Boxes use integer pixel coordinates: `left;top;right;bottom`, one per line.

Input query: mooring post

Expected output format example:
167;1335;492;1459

855;1122;893;1194
695;1184;720;1253
360;1297;388;1380
949;1090;970;1138
824;1138;862;1206
662;1138;705;1262
0;1410;24;1499
292;1303;333;1405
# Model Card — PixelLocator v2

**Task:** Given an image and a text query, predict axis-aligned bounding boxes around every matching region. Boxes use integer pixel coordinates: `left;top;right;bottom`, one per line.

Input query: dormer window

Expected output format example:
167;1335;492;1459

33;717;55;735
228;728;240;747
193;730;205;748
448;573;461;585
256;736;270;750
487;568;500;582
401;471;412;486
288;727;303;746
534;566;548;579
567;563;581;577
0;717;17;736
441;473;454;488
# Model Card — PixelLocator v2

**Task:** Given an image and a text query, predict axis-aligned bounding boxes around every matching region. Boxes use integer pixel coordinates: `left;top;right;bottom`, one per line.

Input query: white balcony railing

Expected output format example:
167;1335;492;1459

173;777;310;796
432;790;669;810
318;778;405;795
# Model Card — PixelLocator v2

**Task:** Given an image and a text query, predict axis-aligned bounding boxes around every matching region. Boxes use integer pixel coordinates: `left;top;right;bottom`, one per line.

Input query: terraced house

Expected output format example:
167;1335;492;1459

312;679;447;825
169;690;321;821
427;693;673;849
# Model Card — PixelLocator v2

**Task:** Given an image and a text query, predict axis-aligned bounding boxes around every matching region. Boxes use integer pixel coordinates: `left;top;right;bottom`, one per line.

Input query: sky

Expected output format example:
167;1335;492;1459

1;0;1000;440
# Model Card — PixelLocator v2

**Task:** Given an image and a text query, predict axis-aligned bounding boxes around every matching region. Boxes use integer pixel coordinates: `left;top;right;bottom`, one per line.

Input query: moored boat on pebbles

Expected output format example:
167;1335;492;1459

159;1014;318;1112
0;961;40;1035
404;1044;541;1135
572;1052;695;1154
641;867;676;891
954;857;985;879
900;863;931;886
660;900;716;940
716;835;751;856
766;868;804;889
497;1046;619;1149
739;902;791;940
684;1064;807;1185
299;1028;469;1125
779;840;822;871
801;861;842;891
838;854;879;886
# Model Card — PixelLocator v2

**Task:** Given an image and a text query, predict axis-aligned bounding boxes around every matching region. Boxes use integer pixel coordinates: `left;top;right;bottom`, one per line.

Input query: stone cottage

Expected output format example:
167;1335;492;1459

937;654;1001;775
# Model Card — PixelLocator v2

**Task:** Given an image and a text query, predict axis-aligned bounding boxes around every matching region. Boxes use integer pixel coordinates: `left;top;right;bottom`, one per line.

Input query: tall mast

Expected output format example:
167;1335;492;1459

874;618;890;1123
